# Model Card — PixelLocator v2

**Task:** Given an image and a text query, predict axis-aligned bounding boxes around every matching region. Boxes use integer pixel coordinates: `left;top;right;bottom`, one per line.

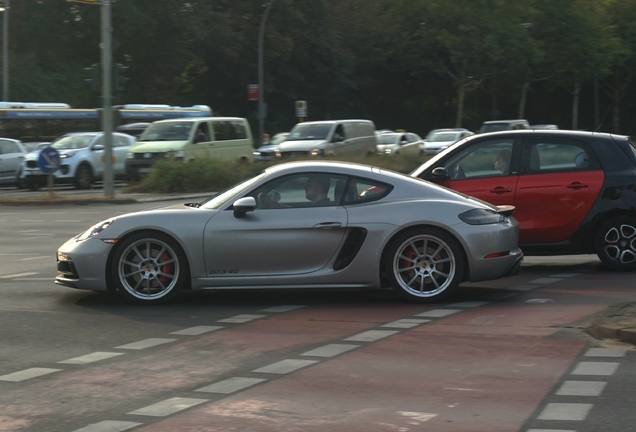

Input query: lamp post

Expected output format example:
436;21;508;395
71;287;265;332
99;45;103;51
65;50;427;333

2;0;9;101
258;0;275;146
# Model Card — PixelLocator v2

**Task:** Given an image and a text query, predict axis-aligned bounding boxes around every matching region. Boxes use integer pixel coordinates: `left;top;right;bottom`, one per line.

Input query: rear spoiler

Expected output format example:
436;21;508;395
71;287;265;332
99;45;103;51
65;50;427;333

496;205;515;217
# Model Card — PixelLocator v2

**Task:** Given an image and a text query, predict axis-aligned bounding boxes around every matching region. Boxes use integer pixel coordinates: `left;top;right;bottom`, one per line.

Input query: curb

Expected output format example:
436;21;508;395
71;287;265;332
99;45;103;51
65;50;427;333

587;302;636;346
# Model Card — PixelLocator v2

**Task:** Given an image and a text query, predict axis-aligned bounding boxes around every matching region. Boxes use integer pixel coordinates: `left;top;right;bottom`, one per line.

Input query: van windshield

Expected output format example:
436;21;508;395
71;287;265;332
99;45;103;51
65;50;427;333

139;121;194;141
288;124;331;140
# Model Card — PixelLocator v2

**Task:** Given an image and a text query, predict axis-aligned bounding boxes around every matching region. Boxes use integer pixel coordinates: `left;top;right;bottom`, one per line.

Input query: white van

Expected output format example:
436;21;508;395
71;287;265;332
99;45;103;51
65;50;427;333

277;120;377;158
126;117;254;179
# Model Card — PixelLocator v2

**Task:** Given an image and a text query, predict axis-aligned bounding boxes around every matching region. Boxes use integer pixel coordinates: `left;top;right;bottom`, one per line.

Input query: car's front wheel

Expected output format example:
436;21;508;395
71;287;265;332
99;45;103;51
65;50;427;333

111;231;188;305
385;227;464;302
595;216;636;270
74;163;93;189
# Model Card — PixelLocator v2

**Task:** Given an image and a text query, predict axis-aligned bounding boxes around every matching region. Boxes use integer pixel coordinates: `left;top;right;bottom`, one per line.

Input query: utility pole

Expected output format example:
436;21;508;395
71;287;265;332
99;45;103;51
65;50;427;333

101;0;114;198
2;0;9;101
258;0;275;146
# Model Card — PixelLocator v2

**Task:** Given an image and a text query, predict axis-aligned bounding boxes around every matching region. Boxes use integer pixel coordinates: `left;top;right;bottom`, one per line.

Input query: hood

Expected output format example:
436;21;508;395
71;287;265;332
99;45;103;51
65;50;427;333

278;139;327;152
128;140;188;153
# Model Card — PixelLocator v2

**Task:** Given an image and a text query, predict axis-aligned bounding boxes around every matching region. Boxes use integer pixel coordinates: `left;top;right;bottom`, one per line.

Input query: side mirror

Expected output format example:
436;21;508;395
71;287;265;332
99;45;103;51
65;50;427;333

430;167;450;181
92;144;105;151
233;196;257;218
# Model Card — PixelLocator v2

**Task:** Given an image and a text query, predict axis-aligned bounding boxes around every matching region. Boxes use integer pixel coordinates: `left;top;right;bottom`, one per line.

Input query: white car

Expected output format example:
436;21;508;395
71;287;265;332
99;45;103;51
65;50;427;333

0;138;26;187
423;128;474;155
376;132;424;156
20;132;135;190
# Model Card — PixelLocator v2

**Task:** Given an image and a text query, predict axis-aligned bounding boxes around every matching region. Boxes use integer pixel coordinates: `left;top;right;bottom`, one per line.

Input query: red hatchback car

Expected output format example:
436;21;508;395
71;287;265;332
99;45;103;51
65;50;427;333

411;129;636;270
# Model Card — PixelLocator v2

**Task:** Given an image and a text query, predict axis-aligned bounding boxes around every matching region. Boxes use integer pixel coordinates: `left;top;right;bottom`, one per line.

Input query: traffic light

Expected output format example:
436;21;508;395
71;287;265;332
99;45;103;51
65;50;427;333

84;63;99;91
114;63;129;91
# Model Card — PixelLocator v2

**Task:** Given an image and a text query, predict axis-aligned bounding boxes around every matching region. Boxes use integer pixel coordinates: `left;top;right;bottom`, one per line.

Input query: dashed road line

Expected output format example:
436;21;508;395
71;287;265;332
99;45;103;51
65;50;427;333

127;397;208;417
72;420;142;432
537;403;594;421
170;325;224;335
58;352;124;365
301;343;360;358
252;359;318;374
570;361;620;376
0;367;62;382
115;338;177;350
196;377;268;394
0;272;38;279
217;314;266;323
555;380;607;396
344;329;399;342
415;308;462;317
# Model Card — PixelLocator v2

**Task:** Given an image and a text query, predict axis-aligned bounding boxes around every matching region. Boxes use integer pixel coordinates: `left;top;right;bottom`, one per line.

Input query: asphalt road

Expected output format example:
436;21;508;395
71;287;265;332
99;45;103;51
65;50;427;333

0;200;635;432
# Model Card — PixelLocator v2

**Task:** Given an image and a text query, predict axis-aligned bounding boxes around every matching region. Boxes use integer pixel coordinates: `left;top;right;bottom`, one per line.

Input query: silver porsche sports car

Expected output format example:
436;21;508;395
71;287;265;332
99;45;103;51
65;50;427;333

56;161;523;305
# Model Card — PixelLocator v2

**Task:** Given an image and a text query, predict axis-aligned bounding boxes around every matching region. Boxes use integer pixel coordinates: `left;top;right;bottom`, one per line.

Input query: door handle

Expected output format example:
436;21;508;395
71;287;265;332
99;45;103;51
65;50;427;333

313;222;342;229
566;182;588;190
489;186;512;194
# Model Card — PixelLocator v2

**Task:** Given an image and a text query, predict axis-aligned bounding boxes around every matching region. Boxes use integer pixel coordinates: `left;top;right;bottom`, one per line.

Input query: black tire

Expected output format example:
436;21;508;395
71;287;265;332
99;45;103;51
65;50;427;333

111;231;188;305
384;227;464;303
594;216;636;270
74;163;93;189
27;181;42;191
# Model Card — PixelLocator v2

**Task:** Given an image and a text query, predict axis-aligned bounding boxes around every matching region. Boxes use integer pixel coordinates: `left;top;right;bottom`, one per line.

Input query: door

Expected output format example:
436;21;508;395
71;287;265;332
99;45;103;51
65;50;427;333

515;138;604;244
432;137;519;207
0;140;23;184
203;172;349;277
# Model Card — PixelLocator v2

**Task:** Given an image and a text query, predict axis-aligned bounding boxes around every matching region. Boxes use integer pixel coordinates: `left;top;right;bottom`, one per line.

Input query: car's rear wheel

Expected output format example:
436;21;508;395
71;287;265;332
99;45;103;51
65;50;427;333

595;216;636;270
111;231;187;305
385;227;464;302
74;163;93;189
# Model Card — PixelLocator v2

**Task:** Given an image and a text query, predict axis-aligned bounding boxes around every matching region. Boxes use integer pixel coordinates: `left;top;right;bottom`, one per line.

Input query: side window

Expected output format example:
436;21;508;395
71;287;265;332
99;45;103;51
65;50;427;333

0;140;8;154
212;121;247;141
442;138;515;180
347;178;393;205
333;124;345;141
522;139;600;173
113;135;126;147
93;136;104;147
250;173;348;209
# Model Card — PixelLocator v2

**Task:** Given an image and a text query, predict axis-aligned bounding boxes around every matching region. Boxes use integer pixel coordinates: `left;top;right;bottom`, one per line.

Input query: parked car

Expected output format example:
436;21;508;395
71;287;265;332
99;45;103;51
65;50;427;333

21;141;51;153
531;124;559;130
20;132;135;190
277;120;377;158
411;129;636;270
0;138;26;187
423;128;474;155
115;122;151;137
376;132;424;156
478;119;531;133
254;132;289;161
56;160;522;305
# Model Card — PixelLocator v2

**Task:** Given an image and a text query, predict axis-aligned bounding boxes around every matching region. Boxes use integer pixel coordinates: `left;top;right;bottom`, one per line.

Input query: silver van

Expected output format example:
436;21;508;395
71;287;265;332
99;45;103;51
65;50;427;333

478;119;530;133
277;120;377;158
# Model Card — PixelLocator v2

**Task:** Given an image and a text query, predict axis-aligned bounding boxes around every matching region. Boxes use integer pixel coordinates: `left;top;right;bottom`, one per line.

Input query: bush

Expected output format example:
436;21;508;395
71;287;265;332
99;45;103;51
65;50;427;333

129;153;430;193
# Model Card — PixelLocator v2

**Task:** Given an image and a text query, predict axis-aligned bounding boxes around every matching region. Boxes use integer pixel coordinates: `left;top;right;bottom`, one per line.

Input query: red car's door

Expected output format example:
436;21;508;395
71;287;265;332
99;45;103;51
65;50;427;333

515;138;604;244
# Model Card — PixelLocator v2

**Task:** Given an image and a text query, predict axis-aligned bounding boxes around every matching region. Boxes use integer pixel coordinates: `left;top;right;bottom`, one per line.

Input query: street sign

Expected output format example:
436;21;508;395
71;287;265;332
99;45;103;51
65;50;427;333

295;100;307;118
38;147;60;174
248;84;259;101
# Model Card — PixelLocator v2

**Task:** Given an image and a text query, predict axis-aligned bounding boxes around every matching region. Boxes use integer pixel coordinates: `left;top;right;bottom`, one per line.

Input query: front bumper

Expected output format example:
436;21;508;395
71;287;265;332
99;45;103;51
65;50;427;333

55;236;114;292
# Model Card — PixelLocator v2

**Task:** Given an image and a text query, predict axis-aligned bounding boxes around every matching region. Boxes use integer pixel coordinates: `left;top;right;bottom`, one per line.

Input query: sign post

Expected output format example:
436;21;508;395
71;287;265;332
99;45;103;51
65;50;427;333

295;100;307;122
38;147;60;197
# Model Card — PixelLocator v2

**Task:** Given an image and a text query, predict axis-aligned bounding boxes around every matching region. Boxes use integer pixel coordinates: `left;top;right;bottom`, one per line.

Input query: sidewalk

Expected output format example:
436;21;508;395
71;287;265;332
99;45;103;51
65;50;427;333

588;301;636;346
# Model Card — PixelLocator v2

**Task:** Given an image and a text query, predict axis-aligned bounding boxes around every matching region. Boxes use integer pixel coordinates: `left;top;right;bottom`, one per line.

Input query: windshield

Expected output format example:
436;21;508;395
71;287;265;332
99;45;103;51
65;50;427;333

199;171;266;210
377;134;400;145
139;121;193;141
428;132;459;142
288;124;332;141
52;135;94;150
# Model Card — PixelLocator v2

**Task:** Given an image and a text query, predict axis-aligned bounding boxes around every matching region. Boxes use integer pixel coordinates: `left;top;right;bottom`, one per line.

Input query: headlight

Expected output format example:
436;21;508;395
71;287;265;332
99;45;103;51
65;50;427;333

60;152;76;159
384;148;393;154
311;148;325;156
458;208;506;225
77;218;115;241
126;152;134;159
164;151;184;160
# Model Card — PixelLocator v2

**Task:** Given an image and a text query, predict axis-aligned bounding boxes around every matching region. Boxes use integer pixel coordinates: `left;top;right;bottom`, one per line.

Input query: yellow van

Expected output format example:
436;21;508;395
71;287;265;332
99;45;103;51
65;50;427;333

126;117;254;179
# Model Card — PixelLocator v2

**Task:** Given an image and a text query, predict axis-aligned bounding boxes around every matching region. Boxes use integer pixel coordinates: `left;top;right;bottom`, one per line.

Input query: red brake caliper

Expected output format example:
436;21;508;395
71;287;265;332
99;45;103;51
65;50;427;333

159;252;172;285
403;248;416;277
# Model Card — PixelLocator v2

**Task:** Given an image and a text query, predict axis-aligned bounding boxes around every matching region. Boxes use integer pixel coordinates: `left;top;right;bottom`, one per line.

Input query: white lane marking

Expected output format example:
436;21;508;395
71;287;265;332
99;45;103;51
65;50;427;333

0;272;38;279
509;285;540;291
0;368;62;382
217;314;266;323
381;319;430;329
115;338;176;350
443;388;484;392
556;380;607;397
526;429;576;432
343;330;399;342
584;348;627;357
550;273;583;278
487;292;518;300
449;301;490;307
196;377;267;394
39;212;66;215
128;397;208;417
301;344;360;358
18;278;52;281
537;403;593;421
414;309;462;318
72;420;142;432
260;305;305;313
171;326;224;336
55;220;83;223
571;361;620;376
58;352;124;365
528;278;563;284
0;253;38;256
18;256;49;261
18;220;45;222
252;359;318;374
398;411;437;422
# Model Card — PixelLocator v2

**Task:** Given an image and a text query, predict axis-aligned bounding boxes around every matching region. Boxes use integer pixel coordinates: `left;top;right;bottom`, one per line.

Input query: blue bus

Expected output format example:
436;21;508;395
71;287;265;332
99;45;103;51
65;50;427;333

0;102;212;142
